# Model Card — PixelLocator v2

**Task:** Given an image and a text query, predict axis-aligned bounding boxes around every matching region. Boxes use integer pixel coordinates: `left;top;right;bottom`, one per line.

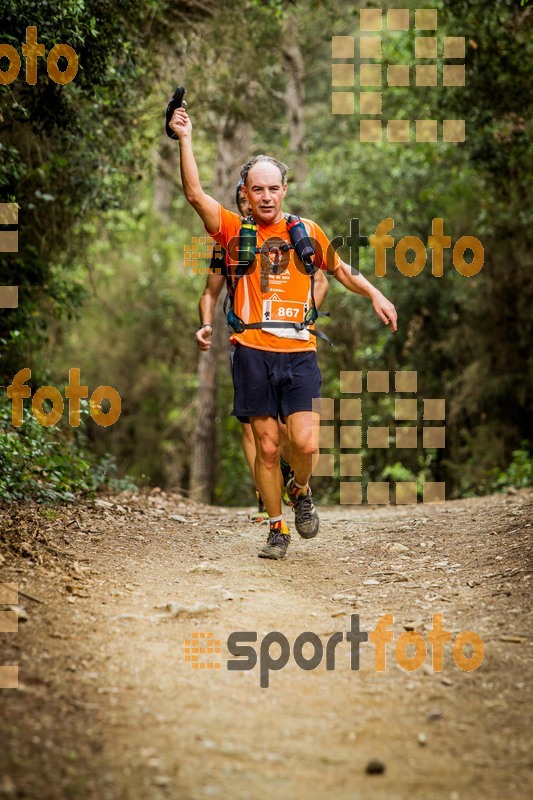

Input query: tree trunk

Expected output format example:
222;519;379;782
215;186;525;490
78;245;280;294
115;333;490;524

189;114;252;503
189;320;225;502
282;21;306;208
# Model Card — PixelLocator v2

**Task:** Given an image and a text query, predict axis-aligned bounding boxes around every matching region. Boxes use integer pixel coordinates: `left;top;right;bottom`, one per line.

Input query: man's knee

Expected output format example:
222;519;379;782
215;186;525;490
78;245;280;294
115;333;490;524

251;417;281;467
291;438;317;458
256;440;280;467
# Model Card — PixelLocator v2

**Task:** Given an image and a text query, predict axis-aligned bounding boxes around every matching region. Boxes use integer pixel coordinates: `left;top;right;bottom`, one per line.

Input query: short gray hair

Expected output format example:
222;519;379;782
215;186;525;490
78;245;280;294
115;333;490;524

240;155;289;186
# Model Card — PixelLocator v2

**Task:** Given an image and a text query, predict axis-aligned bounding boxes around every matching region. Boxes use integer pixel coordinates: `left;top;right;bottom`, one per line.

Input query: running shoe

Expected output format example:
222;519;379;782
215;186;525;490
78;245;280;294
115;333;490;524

287;477;320;539
258;522;291;560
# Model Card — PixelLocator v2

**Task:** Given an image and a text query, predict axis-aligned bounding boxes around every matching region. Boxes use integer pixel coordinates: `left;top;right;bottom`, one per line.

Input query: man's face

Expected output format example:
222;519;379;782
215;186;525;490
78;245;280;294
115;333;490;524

243;162;287;225
237;191;252;218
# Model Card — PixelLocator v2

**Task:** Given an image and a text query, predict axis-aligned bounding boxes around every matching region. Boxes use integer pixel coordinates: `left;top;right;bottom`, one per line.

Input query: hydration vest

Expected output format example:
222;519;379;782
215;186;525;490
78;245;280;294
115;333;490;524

223;214;332;346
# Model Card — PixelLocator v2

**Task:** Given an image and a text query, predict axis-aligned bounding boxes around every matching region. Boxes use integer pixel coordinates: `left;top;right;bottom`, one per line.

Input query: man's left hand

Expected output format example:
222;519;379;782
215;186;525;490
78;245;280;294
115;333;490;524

372;293;397;332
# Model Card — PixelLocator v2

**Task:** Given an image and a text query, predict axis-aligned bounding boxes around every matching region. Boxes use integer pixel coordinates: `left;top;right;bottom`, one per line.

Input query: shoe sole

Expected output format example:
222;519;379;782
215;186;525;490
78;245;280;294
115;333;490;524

297;524;319;539
258;550;286;560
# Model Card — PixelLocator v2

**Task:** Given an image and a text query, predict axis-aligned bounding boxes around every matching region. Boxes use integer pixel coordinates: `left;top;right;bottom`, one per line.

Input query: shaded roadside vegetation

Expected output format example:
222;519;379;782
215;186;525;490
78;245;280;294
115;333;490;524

0;0;532;504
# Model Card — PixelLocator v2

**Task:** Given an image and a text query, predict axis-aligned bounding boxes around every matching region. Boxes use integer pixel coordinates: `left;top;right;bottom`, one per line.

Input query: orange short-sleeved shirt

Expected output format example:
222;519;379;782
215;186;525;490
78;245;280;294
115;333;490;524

208;204;340;352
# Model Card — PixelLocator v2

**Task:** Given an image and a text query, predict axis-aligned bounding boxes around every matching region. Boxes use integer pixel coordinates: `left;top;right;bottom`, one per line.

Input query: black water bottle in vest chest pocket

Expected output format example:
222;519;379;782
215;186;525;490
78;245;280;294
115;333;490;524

259;235;291;293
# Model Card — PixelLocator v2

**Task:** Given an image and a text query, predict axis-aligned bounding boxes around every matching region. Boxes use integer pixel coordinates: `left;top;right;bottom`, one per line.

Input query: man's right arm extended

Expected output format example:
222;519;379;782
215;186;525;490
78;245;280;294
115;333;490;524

169;108;220;234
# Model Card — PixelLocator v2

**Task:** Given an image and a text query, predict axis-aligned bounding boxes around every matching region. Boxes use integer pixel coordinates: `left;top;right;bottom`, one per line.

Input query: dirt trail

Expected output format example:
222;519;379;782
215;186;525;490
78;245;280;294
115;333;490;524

1;490;532;800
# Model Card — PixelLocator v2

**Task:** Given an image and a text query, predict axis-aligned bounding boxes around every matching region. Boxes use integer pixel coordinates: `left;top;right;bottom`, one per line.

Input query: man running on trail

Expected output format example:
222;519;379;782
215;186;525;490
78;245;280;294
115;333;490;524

196;180;329;521
170;107;397;561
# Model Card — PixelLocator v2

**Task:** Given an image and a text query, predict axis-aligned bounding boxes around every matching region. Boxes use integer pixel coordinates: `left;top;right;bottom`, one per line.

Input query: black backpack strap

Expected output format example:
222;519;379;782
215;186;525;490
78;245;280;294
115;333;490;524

209;245;227;274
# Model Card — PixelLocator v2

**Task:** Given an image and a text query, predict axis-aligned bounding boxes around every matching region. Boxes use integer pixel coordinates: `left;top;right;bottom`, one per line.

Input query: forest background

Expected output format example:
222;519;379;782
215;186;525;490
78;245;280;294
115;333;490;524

0;0;531;507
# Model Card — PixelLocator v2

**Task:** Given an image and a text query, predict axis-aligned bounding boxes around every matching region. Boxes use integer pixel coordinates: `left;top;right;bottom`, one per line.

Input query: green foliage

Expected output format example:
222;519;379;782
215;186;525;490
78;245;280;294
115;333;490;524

487;443;533;492
1;0;531;505
0;0;217;382
0;398;125;503
49;200;201;489
215;415;254;505
382;461;417;484
300;0;533;501
180;0;287;132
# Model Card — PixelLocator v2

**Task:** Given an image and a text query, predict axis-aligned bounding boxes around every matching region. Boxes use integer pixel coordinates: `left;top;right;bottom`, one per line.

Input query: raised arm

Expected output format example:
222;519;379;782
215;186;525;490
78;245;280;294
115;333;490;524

334;260;398;332
169;108;220;234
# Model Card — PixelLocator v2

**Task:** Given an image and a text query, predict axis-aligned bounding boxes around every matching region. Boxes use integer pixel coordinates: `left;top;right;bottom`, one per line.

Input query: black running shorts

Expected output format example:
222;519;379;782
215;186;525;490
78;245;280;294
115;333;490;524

231;343;322;423
229;344;249;424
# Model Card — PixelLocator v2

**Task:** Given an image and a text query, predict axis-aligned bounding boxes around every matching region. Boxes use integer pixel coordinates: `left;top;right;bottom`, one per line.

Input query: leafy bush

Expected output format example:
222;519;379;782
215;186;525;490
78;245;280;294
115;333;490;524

488;442;533;493
0;397;132;503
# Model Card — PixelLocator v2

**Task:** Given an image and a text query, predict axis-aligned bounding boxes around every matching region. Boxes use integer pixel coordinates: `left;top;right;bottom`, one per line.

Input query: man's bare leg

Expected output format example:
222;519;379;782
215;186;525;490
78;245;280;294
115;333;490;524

285;411;320;486
251;415;291;560
241;422;256;478
250;416;282;519
243;421;268;521
277;418;294;503
284;410;320;539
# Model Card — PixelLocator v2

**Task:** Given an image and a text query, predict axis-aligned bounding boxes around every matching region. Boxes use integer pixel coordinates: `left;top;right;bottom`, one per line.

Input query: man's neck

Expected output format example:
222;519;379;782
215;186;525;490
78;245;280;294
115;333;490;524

255;211;285;226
